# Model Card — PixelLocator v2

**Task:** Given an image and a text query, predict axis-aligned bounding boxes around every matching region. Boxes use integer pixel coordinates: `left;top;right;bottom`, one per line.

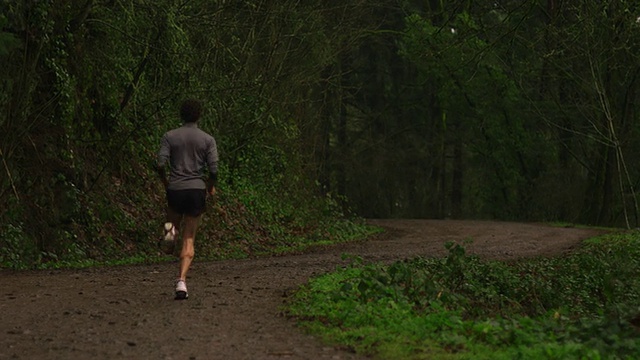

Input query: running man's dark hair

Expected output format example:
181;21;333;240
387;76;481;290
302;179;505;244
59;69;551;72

180;99;203;123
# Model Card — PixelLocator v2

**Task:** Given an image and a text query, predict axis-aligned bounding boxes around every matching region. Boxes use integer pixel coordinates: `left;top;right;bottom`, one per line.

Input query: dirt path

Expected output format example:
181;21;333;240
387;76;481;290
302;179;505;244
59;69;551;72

0;220;606;360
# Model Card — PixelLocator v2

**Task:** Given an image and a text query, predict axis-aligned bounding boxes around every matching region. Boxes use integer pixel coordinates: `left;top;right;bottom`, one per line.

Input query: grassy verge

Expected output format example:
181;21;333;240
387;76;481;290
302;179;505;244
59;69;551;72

8;219;381;270
286;231;640;359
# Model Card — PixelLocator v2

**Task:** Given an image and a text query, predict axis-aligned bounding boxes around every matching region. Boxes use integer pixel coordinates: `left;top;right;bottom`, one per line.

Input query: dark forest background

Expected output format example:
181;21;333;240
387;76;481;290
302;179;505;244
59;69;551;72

1;0;639;267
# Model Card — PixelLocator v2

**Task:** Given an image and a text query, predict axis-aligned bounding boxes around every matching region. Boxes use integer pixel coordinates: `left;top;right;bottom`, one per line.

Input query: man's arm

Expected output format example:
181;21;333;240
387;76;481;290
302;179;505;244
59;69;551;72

206;136;219;196
157;165;169;189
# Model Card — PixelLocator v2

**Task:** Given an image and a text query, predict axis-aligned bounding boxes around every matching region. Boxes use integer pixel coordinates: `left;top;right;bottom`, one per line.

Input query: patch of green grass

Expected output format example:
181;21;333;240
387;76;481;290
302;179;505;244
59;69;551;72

546;221;617;233
259;224;383;257
286;231;640;359
25;219;380;270
37;253;171;270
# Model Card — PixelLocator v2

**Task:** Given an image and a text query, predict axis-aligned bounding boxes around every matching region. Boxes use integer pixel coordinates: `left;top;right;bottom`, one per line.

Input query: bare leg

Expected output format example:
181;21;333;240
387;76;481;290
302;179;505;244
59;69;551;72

178;215;200;281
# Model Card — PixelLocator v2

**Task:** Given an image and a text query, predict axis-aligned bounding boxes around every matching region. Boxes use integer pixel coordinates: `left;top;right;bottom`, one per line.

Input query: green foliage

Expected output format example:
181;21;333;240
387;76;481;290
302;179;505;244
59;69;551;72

398;11;552;221
3;0;640;269
0;0;381;269
0;223;37;269
287;231;640;359
0;15;20;56
194;160;377;261
316;1;640;226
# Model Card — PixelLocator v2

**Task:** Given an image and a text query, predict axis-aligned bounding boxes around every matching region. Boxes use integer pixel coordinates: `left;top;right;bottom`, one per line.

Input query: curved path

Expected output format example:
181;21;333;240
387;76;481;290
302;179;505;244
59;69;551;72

0;220;605;359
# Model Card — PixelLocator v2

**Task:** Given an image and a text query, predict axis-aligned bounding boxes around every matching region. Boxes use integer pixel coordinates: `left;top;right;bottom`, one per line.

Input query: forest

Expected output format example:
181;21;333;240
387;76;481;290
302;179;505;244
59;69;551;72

1;0;640;268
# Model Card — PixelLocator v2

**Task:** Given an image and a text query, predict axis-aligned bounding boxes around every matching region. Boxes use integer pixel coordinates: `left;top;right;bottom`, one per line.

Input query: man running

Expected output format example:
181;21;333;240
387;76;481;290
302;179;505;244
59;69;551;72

156;99;218;300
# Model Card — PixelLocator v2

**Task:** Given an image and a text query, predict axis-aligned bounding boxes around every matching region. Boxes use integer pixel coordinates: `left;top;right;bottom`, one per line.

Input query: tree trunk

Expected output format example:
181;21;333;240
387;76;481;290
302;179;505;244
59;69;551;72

451;123;463;218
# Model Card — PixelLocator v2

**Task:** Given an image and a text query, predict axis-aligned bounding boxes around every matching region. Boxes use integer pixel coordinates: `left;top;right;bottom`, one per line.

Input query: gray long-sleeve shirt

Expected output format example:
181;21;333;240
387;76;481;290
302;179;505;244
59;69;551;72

157;122;218;190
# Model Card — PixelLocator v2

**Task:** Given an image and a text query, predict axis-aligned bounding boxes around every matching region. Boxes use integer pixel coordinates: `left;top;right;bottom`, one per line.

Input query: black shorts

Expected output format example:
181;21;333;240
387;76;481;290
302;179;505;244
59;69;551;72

166;189;206;217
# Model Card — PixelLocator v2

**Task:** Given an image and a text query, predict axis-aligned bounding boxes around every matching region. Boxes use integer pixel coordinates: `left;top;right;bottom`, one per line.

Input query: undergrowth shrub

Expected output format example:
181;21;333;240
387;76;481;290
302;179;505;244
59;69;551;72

0;223;38;269
194;164;371;261
288;231;640;359
342;237;640;320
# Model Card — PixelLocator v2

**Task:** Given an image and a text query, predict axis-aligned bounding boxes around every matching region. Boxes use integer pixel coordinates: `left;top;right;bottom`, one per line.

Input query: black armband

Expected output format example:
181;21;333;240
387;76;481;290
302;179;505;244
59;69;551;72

157;165;166;177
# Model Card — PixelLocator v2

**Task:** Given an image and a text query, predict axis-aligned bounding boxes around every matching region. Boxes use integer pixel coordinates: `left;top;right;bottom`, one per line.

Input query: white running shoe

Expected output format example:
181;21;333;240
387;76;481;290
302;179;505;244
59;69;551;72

163;222;176;241
175;280;188;300
160;222;176;255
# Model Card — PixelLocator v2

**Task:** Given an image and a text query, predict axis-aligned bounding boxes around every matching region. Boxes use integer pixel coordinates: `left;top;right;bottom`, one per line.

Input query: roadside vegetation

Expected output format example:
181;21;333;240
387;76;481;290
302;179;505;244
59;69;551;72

286;231;640;359
0;185;378;269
